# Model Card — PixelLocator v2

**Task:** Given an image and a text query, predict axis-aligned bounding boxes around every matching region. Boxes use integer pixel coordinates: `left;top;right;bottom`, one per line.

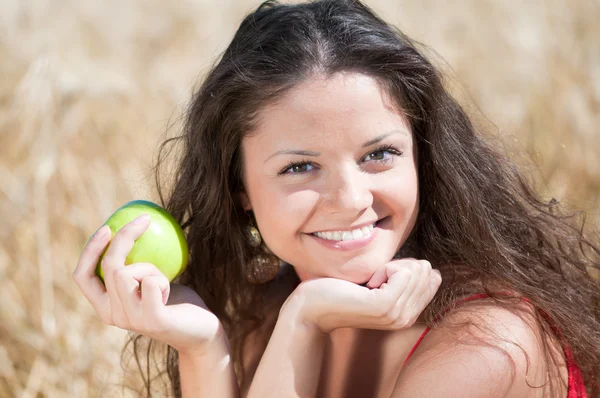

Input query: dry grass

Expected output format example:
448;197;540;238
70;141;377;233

0;0;598;396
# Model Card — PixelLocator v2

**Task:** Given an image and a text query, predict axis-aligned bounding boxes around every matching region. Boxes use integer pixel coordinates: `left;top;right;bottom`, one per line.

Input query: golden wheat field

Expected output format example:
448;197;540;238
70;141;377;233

1;0;599;396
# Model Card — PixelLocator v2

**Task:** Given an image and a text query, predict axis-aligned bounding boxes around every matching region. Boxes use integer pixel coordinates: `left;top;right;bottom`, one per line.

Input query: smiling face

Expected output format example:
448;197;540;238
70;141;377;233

240;72;419;284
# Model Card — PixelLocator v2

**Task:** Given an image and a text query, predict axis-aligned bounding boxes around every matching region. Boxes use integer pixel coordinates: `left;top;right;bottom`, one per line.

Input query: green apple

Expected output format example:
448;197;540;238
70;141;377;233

94;200;189;283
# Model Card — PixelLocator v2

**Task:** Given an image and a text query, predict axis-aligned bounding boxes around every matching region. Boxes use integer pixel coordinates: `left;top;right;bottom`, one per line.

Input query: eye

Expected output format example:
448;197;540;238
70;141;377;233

364;150;388;161
363;144;403;164
279;161;315;175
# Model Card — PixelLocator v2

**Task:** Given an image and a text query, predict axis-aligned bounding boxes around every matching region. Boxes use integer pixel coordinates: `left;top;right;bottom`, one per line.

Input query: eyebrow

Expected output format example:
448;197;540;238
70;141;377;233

264;130;408;164
361;130;407;148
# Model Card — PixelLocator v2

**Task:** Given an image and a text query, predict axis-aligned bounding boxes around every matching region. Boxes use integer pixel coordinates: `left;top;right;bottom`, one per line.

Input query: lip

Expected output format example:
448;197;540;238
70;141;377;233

307;217;387;252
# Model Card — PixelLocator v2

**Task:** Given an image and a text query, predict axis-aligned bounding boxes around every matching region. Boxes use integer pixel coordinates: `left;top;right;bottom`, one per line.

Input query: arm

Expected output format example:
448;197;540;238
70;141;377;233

391;303;560;398
72;220;242;398
246;294;327;398
246;259;438;397
179;325;241;398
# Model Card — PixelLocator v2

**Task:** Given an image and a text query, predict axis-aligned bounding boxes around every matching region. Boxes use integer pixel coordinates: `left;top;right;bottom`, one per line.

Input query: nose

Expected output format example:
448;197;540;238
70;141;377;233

322;166;373;215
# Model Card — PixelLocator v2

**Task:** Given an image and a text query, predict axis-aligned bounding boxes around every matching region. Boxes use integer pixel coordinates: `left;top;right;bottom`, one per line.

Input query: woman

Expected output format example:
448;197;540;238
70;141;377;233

73;0;600;396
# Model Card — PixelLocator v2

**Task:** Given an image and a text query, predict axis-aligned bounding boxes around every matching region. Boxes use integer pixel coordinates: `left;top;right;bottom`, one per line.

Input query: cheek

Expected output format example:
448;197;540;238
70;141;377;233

393;172;419;233
382;167;419;206
254;188;319;240
276;188;319;216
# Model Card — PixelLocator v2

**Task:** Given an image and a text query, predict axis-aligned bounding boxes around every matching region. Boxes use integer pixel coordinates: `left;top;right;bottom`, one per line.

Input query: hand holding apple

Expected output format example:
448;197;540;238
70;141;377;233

94;200;189;283
73;205;223;355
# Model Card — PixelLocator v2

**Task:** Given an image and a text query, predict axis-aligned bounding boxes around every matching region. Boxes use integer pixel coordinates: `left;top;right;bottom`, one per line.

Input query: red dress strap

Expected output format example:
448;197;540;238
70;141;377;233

401;293;587;397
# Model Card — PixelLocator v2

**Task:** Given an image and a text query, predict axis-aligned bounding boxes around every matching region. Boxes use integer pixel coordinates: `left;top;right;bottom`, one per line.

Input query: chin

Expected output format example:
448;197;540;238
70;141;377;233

337;267;378;285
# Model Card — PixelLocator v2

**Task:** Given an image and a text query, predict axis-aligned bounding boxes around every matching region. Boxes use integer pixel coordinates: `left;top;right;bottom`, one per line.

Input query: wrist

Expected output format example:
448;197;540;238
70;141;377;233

178;322;230;360
178;343;233;375
280;291;328;337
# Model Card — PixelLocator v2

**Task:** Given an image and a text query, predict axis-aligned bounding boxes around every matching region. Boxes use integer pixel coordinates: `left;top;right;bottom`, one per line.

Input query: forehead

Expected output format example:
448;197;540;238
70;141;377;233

248;72;412;147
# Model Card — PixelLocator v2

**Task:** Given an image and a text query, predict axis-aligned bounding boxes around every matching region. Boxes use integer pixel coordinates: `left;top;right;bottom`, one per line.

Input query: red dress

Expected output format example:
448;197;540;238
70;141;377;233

401;293;588;397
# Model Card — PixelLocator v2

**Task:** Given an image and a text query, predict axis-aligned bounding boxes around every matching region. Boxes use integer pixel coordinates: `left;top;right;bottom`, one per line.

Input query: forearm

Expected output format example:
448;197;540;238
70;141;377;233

247;297;327;398
178;327;240;398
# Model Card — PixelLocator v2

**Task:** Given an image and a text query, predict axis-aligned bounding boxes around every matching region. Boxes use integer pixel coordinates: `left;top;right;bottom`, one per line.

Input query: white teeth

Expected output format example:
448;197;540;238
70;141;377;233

313;223;375;241
352;229;363;240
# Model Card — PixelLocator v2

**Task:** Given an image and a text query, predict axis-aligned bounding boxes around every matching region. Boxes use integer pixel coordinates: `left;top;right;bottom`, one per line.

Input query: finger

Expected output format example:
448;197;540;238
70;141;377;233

387;260;423;300
374;266;412;314
72;226;112;323
405;260;432;310
385;258;418;280
113;263;167;327
140;275;170;326
366;266;388;289
424;269;442;303
101;214;151;287
382;260;427;324
369;258;418;290
414;268;441;316
101;214;151;326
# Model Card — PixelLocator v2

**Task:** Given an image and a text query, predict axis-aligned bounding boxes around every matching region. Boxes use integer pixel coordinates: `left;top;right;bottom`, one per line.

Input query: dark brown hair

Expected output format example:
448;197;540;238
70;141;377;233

125;0;600;396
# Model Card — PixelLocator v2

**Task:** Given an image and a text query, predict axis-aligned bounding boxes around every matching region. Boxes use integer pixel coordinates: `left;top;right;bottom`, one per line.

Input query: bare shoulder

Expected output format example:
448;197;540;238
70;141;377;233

392;299;568;398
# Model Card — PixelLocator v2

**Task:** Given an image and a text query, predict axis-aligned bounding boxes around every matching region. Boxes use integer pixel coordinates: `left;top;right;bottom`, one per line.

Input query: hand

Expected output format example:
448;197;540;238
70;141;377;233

284;258;442;334
73;215;221;356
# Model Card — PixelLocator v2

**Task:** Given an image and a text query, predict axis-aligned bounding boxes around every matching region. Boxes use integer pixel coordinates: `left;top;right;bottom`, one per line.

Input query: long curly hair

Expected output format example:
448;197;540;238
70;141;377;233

124;0;600;396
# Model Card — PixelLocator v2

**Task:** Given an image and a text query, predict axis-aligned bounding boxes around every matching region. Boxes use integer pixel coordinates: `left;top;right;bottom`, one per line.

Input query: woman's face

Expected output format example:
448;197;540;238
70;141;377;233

240;72;419;284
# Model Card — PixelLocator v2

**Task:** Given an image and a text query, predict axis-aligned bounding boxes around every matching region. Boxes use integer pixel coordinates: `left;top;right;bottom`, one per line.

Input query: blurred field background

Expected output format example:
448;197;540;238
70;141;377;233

1;0;599;396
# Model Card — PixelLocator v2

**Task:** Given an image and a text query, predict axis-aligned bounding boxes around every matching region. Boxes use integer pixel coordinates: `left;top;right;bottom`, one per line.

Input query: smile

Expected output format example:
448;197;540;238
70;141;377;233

308;218;387;252
311;223;376;241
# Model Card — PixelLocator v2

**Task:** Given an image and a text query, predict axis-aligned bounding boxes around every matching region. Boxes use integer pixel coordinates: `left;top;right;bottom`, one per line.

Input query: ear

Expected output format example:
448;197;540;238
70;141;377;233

238;191;252;211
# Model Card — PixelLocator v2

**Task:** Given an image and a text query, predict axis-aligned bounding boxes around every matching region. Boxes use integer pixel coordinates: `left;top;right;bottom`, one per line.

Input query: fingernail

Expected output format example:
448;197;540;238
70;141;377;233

92;226;109;240
132;214;150;224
